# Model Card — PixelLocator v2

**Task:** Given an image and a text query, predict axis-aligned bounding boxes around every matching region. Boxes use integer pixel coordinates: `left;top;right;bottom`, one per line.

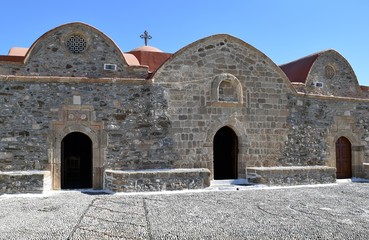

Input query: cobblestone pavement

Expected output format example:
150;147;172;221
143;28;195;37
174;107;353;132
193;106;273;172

1;182;369;239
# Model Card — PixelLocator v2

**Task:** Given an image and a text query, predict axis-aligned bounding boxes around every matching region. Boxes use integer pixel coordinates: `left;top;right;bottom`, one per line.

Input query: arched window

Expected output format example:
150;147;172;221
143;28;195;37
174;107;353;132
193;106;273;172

218;80;240;102
212;73;243;104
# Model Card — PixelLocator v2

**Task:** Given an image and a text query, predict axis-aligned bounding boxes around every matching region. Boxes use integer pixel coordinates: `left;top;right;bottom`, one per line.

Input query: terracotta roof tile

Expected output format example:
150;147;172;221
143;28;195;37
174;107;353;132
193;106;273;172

8;47;28;56
279;53;321;83
129;46;172;72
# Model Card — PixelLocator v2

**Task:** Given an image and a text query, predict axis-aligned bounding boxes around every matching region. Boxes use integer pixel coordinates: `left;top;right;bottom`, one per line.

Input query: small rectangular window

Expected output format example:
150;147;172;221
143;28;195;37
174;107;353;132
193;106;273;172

104;64;117;71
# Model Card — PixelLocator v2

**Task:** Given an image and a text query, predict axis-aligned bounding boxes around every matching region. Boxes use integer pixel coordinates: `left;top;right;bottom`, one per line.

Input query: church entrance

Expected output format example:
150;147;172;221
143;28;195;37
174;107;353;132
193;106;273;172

213;126;238;179
336;137;352;179
61;132;93;189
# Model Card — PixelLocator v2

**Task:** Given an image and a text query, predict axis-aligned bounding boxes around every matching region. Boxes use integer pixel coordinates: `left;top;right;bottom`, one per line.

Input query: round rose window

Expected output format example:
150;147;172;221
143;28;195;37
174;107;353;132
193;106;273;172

66;35;87;54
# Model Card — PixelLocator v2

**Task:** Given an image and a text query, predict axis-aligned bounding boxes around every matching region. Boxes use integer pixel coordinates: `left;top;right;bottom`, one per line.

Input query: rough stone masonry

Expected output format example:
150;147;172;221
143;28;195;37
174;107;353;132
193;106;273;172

0;22;369;194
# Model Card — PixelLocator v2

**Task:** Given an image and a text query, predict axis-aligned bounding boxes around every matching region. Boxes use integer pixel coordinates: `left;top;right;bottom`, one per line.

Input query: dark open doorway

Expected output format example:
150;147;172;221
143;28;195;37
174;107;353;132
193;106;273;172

61;132;93;189
213;126;238;179
336;136;352;179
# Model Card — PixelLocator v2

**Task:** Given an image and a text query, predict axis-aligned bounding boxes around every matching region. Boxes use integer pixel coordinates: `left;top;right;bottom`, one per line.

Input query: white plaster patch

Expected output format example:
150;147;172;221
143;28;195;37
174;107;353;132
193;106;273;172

1;137;17;142
133;139;142;145
106;124;120;130
73;95;81;105
32;124;41;130
341;219;354;225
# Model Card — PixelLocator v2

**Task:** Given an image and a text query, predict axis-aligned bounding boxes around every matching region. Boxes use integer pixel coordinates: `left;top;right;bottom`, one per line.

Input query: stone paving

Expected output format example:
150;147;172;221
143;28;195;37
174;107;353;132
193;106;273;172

1;182;369;239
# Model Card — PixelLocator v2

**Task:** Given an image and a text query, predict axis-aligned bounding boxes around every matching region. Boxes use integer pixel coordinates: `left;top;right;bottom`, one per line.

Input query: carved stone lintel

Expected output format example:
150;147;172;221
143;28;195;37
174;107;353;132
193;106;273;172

49;105;105;190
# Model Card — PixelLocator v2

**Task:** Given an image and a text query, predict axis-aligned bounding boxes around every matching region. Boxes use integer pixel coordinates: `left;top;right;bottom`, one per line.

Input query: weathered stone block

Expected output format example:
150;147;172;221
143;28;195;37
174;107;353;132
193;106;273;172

104;168;210;192
248;166;336;186
0;171;47;194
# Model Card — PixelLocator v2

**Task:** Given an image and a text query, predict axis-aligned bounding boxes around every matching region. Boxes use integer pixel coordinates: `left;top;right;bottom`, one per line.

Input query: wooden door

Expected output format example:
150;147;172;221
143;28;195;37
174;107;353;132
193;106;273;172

336;137;352;179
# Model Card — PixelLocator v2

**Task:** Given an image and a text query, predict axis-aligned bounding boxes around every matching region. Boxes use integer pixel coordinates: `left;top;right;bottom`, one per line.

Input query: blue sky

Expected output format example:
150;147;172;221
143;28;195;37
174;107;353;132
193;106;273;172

1;0;368;85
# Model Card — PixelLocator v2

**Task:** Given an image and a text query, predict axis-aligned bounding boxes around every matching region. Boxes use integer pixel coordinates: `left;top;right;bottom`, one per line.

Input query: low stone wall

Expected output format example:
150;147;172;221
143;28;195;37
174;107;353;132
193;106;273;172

0;171;48;194
247;166;336;186
105;168;211;192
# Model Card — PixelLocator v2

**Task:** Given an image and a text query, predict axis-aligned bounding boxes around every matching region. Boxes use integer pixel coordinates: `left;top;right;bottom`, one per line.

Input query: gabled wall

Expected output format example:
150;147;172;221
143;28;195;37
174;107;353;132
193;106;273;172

0;22;148;78
304;50;361;97
153;34;296;178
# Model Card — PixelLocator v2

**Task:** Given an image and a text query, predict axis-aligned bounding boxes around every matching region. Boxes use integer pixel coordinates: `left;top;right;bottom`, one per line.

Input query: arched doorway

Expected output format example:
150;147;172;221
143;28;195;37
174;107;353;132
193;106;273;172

213;126;238;179
61;132;93;189
336;137;352;179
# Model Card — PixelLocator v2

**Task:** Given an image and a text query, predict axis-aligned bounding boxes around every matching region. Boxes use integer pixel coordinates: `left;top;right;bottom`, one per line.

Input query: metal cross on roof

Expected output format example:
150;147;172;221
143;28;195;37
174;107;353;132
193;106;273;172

140;30;152;46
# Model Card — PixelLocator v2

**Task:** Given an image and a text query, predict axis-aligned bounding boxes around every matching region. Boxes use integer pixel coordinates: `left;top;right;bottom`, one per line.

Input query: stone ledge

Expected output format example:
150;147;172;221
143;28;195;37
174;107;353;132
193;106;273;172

105;168;211;192
0;75;151;84
247;166;336;186
297;91;369;102
209;102;244;107
0;170;49;194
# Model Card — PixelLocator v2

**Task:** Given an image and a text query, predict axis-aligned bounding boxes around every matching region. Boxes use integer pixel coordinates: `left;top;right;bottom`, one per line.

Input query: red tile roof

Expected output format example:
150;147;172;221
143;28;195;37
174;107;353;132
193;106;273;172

129;46;172;73
8;47;28;56
0;45;170;72
0;47;27;62
279;53;321;83
130;45;163;53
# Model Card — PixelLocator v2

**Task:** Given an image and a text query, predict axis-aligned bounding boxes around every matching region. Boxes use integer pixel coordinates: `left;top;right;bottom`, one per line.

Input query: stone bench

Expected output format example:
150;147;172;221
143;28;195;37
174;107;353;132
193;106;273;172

0;171;49;194
247;166;336;186
105;168;211;192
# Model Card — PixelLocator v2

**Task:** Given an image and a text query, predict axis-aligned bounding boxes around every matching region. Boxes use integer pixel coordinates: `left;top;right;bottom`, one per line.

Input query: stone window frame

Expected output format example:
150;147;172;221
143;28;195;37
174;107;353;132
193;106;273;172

62;31;90;55
325;64;337;79
211;73;244;107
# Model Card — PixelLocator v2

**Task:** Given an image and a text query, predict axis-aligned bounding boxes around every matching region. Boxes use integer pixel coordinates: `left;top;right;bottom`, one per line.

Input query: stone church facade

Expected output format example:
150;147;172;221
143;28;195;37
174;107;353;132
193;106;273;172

1;22;368;194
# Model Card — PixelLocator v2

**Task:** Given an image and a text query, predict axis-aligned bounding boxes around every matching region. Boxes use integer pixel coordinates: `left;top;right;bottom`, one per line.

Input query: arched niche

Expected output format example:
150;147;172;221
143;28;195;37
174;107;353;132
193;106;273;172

211;73;243;103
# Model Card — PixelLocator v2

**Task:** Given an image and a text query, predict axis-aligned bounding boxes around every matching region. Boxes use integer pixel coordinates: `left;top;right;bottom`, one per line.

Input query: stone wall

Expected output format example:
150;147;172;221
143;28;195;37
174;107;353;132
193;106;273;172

304;50;361;98
153;35;295;177
105;168;210;192
0;23;148;79
0;171;47;194
0;77;176;173
1;23;369;192
248;166;336;185
283;93;369;167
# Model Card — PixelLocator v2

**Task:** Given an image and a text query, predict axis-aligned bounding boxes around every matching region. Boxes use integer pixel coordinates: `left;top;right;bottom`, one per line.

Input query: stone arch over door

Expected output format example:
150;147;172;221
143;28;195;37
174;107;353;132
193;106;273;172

328;116;364;179
49;105;106;190
205;117;246;179
213;126;238;179
61;132;93;189
211;73;243;103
